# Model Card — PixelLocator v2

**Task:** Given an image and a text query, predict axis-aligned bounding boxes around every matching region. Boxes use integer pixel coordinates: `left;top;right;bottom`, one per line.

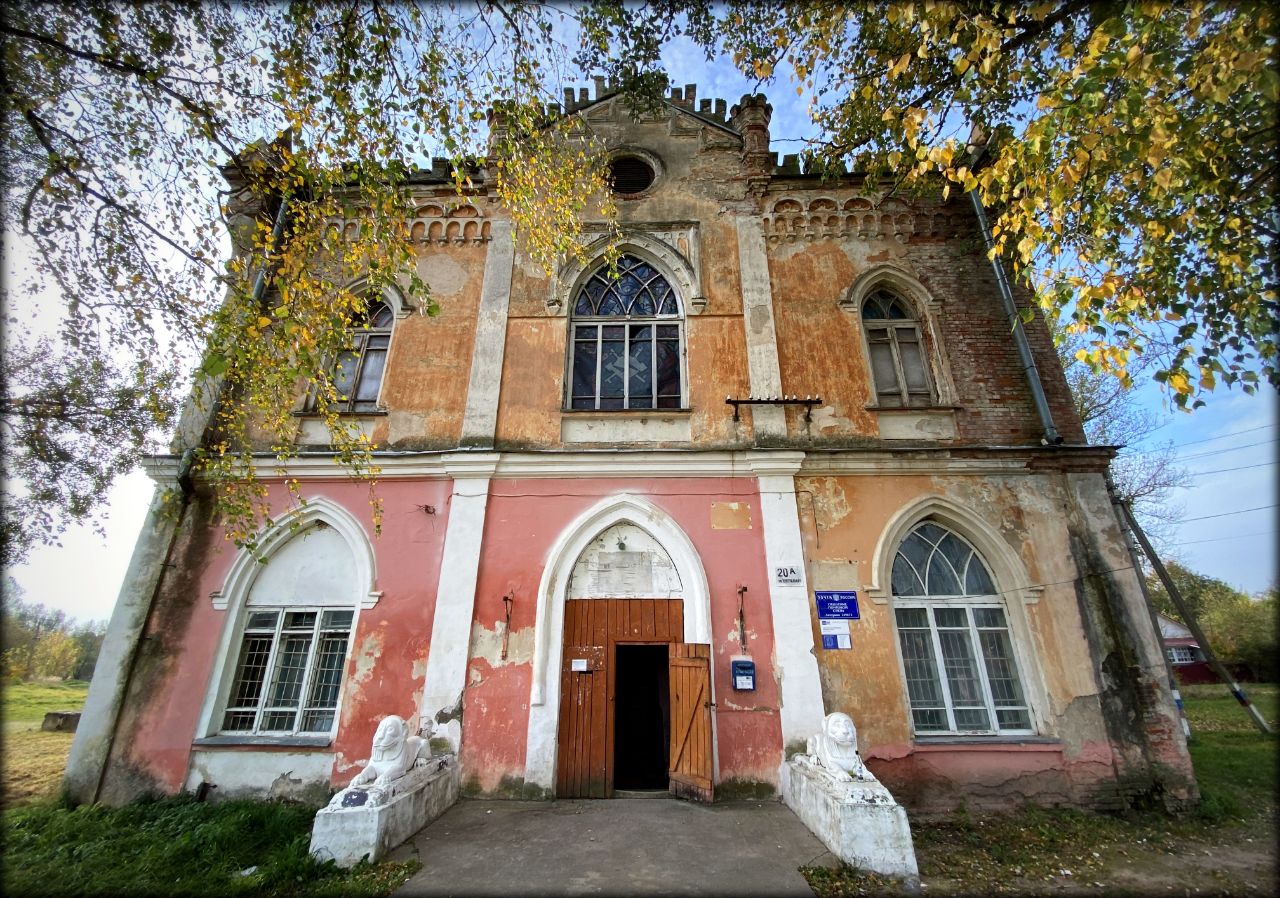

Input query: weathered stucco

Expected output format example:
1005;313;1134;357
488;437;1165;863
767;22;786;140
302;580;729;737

74;81;1190;817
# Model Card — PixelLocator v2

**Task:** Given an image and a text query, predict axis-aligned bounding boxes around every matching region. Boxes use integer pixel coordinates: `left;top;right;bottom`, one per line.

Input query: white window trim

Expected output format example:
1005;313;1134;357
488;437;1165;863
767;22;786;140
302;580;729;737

894;598;1035;737
1166;645;1197;665
869;496;1051;740
197;497;379;742
219;606;354;737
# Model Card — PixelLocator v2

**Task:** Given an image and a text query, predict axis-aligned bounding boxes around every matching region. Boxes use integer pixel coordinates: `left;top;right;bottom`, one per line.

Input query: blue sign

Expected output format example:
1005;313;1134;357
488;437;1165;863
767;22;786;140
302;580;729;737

815;591;860;620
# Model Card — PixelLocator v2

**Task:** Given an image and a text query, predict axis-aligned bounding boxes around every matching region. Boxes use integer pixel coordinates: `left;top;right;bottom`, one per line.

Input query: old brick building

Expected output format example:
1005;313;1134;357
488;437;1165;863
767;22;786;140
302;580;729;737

67;82;1196;815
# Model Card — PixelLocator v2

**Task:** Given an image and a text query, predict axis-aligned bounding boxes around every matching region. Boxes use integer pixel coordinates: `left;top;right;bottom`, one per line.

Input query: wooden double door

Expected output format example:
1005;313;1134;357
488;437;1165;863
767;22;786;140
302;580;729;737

556;598;713;802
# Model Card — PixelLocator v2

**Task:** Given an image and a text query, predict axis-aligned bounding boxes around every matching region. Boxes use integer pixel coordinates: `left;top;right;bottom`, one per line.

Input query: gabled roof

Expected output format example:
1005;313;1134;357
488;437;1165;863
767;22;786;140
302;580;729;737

1156;613;1196;641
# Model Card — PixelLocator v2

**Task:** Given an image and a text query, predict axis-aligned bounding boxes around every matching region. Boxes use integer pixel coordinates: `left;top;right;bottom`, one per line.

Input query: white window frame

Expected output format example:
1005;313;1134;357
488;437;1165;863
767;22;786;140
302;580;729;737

196;498;380;743
1166;645;1197;665
890;520;1037;737
894;601;1035;736
220;606;355;737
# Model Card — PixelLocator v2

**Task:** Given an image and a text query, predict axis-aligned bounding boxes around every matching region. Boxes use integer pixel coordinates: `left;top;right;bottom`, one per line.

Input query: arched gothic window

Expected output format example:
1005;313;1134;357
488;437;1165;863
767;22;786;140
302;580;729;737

892;521;1033;735
862;288;932;408
569;254;683;410
330;298;394;413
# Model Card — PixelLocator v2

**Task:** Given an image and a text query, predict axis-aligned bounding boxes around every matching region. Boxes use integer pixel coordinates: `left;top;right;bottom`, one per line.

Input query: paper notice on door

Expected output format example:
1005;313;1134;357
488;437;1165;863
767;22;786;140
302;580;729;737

819;618;851;650
571;658;588;672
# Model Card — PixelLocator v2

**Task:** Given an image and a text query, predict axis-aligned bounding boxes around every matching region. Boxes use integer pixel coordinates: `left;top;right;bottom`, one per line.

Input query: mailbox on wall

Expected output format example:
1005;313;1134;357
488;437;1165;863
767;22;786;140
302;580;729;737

731;658;756;691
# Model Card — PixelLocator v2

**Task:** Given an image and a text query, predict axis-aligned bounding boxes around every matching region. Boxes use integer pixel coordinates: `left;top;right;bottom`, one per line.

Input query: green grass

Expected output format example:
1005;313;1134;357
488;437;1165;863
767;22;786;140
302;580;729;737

803;684;1280;896
1;678;419;895
2;795;418;898
2;679;91;726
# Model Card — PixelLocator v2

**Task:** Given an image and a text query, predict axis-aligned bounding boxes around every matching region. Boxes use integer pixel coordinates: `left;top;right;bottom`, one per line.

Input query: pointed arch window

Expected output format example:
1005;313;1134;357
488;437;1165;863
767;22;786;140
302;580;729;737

862;288;932;408
569;254;683;410
892;521;1033;735
327;298;393;413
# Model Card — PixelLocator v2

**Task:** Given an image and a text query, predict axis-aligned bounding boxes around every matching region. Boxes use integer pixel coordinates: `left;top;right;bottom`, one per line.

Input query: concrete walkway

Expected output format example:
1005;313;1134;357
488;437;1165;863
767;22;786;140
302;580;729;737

391;797;836;897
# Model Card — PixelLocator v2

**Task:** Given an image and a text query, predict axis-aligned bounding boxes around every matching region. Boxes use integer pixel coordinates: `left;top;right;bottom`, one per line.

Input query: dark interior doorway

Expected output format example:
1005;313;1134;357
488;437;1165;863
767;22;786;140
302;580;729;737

613;644;670;790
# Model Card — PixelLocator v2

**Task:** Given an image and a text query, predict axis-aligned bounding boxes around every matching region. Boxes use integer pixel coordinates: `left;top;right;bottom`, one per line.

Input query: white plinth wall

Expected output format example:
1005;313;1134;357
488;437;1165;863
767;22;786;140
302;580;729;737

310;755;460;868
781;759;919;879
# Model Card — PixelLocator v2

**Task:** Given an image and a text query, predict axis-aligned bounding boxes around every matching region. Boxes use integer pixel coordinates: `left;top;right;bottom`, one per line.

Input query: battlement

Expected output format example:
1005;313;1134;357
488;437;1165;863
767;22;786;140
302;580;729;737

551;79;733;126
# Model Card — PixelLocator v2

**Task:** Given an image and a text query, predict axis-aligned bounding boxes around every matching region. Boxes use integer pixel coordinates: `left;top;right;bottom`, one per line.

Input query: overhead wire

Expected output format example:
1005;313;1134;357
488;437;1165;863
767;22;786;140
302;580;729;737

1179;504;1277;523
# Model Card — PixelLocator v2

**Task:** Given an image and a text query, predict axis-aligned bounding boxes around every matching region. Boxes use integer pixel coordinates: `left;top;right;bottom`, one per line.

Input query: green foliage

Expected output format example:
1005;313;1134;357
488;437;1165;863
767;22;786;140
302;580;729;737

802;684;1278;896
585;0;1280;405
2;2;615;563
1;580;103;681
1146;562;1277;678
1144;560;1245;623
1;795;419;897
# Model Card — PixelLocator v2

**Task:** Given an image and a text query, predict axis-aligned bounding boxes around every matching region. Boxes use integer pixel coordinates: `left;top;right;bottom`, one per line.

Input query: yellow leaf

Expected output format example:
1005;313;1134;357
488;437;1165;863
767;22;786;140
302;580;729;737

1154;167;1172;189
257;316;272;328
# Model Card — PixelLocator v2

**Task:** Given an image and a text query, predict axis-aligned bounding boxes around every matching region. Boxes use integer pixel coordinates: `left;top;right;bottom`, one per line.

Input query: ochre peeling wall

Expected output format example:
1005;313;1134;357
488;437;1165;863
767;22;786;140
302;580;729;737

793;469;1157;812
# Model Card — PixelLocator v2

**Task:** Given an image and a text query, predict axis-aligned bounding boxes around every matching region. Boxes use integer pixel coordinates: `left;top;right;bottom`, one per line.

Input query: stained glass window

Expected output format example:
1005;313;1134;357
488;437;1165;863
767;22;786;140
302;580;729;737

570;255;682;410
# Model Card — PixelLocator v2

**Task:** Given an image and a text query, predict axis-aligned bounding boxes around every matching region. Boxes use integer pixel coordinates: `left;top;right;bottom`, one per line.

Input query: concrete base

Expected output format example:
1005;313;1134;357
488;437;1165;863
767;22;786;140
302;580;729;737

780;758;919;879
310;754;460;868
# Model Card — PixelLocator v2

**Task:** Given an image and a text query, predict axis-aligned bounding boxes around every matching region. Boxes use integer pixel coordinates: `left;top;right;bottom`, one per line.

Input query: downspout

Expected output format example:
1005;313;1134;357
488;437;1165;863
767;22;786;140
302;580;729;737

71;190;291;804
966;143;1063;445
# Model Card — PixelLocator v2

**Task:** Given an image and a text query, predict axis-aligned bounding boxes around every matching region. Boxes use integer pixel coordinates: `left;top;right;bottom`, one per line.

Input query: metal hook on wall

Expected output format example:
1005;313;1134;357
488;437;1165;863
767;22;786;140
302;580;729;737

501;594;514;660
737;585;748;654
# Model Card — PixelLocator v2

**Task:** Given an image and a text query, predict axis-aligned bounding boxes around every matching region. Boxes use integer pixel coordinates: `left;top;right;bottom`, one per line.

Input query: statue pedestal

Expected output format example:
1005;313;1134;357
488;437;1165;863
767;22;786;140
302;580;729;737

780;758;919;879
310;753;459;868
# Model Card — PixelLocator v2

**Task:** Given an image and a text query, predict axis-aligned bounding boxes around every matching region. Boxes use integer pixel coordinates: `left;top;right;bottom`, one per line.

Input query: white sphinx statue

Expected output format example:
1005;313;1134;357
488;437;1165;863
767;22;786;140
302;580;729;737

310;714;461;867
329;715;435;808
782;710;918;878
797;711;874;783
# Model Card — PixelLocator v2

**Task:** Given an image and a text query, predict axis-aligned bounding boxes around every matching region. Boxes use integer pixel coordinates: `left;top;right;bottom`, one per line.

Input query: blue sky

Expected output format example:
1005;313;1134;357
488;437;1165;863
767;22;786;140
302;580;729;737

6;29;1277;622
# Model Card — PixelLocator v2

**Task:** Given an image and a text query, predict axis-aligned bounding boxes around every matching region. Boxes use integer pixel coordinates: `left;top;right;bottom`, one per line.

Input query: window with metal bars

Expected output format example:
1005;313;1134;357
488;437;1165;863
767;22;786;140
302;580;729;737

891;521;1033;735
313;298;393;413
568;254;683;410
861;288;933;408
221;608;354;735
1166;645;1197;665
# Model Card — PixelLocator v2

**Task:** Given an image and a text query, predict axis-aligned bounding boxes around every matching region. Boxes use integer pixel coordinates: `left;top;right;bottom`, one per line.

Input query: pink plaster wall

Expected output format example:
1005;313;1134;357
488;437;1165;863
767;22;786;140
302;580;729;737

457;478;784;794
109;479;452;794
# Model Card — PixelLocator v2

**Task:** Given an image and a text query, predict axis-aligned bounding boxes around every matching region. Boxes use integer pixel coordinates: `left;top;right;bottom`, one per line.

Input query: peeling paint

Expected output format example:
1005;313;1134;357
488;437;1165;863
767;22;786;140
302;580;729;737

809;404;855;433
806;477;852;529
710;501;752;530
469;621;536;666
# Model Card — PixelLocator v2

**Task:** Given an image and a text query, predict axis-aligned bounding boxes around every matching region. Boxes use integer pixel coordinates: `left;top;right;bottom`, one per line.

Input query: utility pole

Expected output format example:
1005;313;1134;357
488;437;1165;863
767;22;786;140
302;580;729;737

1119;500;1273;735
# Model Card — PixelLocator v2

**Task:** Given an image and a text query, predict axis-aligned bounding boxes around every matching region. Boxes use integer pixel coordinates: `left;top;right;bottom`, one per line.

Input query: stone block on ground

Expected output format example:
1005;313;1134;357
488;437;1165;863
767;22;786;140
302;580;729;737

41;711;81;732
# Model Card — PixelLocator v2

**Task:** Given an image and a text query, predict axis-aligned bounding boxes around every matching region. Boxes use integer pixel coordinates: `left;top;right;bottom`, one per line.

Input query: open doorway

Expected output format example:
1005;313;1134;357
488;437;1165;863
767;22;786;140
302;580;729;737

613;644;670;791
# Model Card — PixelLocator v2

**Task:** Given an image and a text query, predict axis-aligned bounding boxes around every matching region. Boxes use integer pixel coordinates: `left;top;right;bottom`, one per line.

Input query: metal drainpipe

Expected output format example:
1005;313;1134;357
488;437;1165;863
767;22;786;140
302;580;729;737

87;191;290;802
966;177;1063;445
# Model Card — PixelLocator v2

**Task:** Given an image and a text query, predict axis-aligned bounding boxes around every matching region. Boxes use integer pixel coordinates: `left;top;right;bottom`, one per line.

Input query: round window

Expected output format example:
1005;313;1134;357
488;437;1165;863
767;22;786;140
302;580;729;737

609;156;655;195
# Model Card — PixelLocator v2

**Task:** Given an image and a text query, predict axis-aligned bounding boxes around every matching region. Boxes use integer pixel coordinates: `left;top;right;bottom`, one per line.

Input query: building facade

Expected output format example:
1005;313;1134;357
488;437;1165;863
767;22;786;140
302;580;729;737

66;83;1197;815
